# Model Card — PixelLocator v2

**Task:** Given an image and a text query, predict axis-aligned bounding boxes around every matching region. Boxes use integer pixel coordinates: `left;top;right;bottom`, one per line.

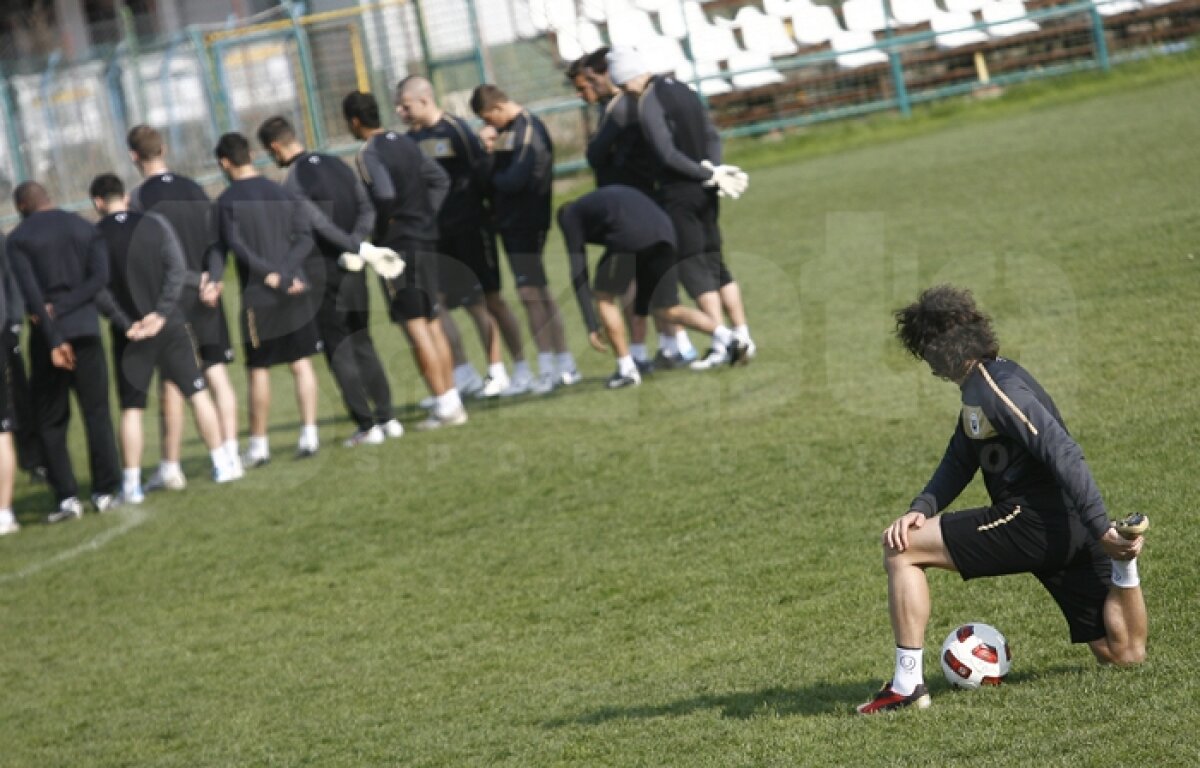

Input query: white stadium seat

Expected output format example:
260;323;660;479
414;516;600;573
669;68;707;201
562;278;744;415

684;2;743;60
831;29;889;67
727;50;787;88
577;19;606;51
640;35;691;73
527;0;552;32
678;58;734;95
944;0;988;12
639;0;689;38
930;10;990;47
580;0;607;23
1092;0;1142;14
981;0;1040;36
737;6;800;56
891;0;941;26
789;3;846;46
546;0;579;31
607;7;660;47
842;0;891;33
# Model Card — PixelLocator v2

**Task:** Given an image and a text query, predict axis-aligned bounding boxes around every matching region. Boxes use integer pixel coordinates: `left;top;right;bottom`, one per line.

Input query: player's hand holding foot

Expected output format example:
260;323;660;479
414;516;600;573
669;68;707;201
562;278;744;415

359;243;405;280
1100;527;1143;561
50;342;75;371
588;330;609;354
883;510;927;552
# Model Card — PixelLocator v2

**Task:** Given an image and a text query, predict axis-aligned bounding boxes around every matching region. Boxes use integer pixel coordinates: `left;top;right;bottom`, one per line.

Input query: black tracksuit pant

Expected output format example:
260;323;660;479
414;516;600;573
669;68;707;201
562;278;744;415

316;267;394;431
28;327;121;502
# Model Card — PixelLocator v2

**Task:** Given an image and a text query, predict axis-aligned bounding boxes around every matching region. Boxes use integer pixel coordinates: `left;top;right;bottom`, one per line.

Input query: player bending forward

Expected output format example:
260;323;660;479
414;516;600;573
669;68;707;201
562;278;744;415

857;285;1148;714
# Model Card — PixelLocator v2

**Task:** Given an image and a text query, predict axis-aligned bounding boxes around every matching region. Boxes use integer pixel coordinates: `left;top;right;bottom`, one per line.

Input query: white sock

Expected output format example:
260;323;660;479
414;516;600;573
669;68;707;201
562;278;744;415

617;355;638;377
454;363;478;384
556;351;576;373
712;325;733;352
0;507;14;526
734;324;751;343
514;360;532;379
675;330;695;356
160;460;181;477
209;448;229;472
436;389;463;417
249;435;270;457
537;352;556;376
223;439;239;461
300;424;319;447
123;468;141;491
630;343;648;363
658;333;677;355
892;646;924;696
1111;558;1140;589
488;362;507;379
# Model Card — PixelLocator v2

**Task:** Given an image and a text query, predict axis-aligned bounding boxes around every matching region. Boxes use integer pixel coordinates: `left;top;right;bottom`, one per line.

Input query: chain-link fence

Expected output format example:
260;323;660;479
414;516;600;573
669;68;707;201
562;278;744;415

0;0;1196;221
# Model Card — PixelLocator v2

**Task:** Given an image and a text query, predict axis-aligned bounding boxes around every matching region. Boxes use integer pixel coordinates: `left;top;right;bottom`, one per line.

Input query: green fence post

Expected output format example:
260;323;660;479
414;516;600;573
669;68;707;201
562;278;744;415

464;0;492;84
118;1;147;122
1089;2;1111;72
285;1;327;148
880;0;912;117
411;0;437;83
188;26;227;138
0;63;27;181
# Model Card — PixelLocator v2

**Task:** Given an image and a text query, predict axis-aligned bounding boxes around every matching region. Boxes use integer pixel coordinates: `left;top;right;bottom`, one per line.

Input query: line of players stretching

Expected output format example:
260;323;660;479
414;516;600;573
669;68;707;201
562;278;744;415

0;45;755;534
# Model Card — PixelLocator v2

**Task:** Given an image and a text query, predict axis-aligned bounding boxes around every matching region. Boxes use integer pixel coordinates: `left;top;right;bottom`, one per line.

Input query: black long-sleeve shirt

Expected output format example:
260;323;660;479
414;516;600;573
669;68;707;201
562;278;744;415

282;151;374;261
355;130;449;244
587;92;657;195
910;357;1110;540
488;110;554;233
7;209;109;347
557;185;676;334
128;172;219;289
94;210;186;333
410;114;493;228
637;75;722;187
209;176;318;307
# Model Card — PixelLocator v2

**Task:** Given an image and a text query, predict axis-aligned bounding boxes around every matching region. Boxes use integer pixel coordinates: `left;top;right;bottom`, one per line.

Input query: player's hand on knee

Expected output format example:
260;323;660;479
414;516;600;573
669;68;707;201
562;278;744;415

883;511;927;552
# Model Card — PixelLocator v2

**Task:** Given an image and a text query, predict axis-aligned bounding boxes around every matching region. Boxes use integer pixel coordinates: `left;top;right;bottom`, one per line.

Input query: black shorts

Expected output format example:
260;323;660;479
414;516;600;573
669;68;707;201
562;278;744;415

659;182;733;299
942;502;1112;643
438;223;500;307
241;296;323;369
0;351;11;433
499;228;549;289
594;242;680;318
181;287;235;368
382;239;440;322
112;323;206;410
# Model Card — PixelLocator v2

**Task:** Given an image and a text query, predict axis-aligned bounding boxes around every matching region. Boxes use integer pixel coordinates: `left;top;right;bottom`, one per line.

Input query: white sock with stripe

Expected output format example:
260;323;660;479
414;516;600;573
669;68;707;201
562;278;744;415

892;646;924;695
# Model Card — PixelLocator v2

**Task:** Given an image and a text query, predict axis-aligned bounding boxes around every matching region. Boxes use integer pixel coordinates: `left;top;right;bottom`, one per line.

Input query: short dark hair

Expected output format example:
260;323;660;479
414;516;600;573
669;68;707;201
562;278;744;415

584;47;610;75
565;55;588;80
214;132;252;166
342;91;381;129
895;285;1000;380
127;124;163;160
257;115;296;149
469;84;508;115
89;173;125;201
13;180;48;214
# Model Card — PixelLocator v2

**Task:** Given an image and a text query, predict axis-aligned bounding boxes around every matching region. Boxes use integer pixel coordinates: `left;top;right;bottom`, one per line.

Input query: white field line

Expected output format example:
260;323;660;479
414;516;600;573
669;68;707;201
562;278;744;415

0;504;151;583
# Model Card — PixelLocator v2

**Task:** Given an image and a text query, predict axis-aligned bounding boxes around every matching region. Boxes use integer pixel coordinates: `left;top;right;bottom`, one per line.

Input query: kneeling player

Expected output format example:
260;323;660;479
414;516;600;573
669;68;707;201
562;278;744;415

90;174;241;501
557;185;747;388
857;285;1148;714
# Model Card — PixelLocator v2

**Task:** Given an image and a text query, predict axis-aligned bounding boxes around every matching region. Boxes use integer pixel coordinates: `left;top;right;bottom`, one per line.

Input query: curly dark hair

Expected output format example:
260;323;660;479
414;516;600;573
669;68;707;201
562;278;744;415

895;285;999;380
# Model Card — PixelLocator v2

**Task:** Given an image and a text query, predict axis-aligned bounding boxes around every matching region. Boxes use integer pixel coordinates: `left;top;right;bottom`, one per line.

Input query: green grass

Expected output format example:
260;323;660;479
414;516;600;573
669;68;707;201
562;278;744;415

2;63;1200;767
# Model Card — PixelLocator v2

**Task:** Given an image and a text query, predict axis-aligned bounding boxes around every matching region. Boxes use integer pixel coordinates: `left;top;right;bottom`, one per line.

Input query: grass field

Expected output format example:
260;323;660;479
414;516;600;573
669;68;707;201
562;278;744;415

2;57;1199;767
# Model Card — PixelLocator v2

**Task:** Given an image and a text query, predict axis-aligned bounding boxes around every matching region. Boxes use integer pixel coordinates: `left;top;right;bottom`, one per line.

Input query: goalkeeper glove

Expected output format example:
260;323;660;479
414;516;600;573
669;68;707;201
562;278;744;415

338;252;365;272
701;160;749;199
359;242;406;280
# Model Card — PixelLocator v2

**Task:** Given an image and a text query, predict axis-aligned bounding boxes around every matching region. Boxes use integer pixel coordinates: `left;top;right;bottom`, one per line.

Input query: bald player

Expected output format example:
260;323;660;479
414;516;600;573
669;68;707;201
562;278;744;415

395;75;530;398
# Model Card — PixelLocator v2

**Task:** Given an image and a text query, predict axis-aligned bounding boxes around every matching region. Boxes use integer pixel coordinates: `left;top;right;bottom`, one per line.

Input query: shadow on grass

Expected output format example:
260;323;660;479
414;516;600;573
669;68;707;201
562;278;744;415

545;663;1089;728
543;681;872;727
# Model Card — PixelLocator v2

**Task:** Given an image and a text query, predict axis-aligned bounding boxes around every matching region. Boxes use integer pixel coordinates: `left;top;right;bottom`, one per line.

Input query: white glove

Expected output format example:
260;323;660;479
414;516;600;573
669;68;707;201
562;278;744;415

359;242;406;280
711;165;749;200
338;252;365;272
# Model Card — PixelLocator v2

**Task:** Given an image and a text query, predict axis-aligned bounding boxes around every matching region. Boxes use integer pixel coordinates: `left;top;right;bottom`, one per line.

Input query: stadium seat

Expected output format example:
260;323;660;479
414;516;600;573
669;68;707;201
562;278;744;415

842;0;891;33
639;0;689;38
831;29;889;67
678;58;734;94
608;7;660;47
980;0;1040;36
528;0;553;32
547;0;579;30
578;19;607;51
1092;0;1142;14
736;6;800;56
944;0;988;12
641;35;691;73
684;2;743;60
728;50;788;88
930;10;990;47
556;30;586;61
762;0;805;18
580;0;607;23
891;0;940;26
789;3;846;46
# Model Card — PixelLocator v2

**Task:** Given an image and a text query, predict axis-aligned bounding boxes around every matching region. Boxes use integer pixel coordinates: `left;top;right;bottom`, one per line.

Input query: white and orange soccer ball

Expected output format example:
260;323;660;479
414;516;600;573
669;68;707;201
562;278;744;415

940;623;1012;689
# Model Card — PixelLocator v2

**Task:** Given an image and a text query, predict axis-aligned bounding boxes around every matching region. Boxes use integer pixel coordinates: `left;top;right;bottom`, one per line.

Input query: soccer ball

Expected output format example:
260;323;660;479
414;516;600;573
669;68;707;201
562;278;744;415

940;623;1012;689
